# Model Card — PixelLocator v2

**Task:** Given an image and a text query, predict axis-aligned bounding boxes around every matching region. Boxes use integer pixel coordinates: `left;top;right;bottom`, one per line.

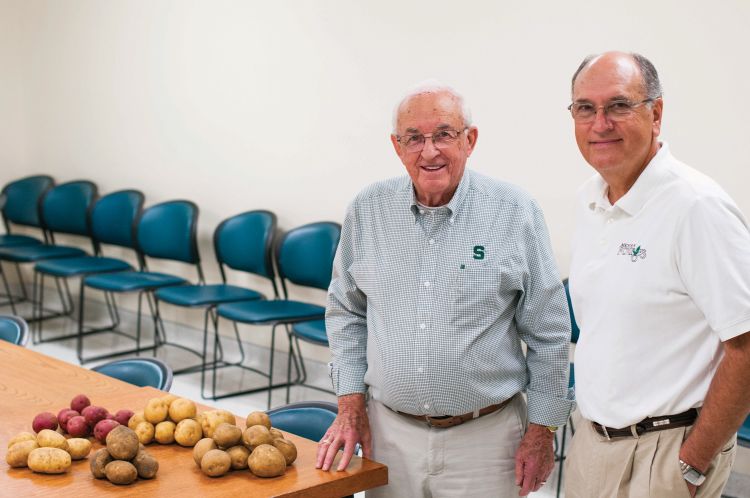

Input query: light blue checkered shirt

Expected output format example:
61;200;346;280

326;170;574;426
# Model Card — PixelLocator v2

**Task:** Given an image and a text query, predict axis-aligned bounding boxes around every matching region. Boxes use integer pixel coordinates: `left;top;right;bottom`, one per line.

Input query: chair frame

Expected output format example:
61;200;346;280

284;319;335;404
0;314;30;346
91;356;173;391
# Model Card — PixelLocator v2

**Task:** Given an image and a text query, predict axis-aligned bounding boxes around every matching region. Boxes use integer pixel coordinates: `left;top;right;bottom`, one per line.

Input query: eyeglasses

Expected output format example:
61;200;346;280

396;127;468;153
568;98;656;123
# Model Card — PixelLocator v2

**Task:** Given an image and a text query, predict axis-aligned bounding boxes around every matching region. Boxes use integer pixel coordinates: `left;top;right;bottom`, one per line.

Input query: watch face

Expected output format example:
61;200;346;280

683;468;706;486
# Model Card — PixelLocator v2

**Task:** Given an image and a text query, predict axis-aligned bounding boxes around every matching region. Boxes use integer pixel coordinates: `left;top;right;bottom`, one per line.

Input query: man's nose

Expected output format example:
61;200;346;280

591;108;614;133
420;137;440;159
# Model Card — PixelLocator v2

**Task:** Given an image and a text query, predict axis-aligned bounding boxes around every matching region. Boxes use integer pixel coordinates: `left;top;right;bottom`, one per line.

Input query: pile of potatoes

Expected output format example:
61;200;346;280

127;394;206;447
6;429;92;474
193;411;297;478
90;426;159;485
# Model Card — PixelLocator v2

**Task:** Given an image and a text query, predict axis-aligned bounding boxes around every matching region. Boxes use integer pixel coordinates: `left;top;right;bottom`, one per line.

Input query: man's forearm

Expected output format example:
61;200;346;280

680;332;750;471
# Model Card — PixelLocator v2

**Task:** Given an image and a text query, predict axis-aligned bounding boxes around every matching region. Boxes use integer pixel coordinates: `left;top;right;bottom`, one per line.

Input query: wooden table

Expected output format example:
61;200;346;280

0;341;387;497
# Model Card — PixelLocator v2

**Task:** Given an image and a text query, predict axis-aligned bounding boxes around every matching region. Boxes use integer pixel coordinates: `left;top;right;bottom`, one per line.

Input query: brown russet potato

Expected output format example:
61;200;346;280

174;418;203;447
5;440;39;468
35;429;69;452
90;448;113;479
154;420;176;444
192;438;218;467
273;438;298;466
226;445;250;470
134;421;155;445
200;409;236;438
200;449;231;477
27;447;72;474
245;411;271;430
144;398;168;424
242;425;274;450
128;410;146;430
132;450;159;479
269;427;285;440
105;460;138;485
66;438;92;460
168;398;197;423
213;423;242;449
7;432;36;449
247;444;286;477
106;425;140;460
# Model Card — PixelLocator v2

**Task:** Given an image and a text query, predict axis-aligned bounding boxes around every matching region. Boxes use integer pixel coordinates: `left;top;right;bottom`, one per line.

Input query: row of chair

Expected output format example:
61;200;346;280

0;174;340;408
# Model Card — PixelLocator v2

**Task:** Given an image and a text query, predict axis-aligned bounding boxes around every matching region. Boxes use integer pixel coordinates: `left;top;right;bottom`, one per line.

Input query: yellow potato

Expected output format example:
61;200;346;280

200;409;236;438
160;393;179;408
27;447;72;474
174;419;202;447
226;445;250;470
154;420;176;444
134;421;155;445
193;438;218;467
144;398;168;424
247;444;286;477
66;438;92;460
273;438;298;466
128;410;146;430
7;432;36;449
212;423;242;449
5;440;39;468
200;449;231;477
245;411;271;430
269;427;285;440
35;429;69;451
242;425;274;450
168;398;197;423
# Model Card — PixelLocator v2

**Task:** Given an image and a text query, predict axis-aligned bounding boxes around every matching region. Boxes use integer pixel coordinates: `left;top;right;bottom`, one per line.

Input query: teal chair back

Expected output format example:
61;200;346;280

92;357;173;391
214;210;277;282
136;200;200;264
90;190;144;249
41;180;98;237
563;279;580;344
276;222;341;294
2;175;54;230
267;401;337;442
0;315;29;346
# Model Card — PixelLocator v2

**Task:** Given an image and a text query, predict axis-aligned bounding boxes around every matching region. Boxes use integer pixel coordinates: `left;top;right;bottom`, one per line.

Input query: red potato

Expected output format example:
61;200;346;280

114;409;134;427
66;415;90;437
32;412;58;433
70;394;91;413
57;409;79;432
94;419;120;443
106;413;116;420
82;405;109;427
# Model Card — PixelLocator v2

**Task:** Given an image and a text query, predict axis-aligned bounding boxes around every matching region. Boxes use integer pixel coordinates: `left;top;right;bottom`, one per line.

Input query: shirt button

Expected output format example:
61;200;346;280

606;218;614;224
429;239;435;245
419;209;425;215
423;404;430;410
449;218;455;224
424;281;430;287
419;323;426;329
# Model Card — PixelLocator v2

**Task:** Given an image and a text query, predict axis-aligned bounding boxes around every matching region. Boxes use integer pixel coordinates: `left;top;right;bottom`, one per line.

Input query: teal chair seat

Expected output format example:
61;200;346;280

0;234;42;247
92;357;173;391
35;256;132;277
267;401;337;442
155;284;263;307
0;315;29;346
739;416;750;448
0;244;86;262
291;319;328;345
217;300;324;324
84;271;187;292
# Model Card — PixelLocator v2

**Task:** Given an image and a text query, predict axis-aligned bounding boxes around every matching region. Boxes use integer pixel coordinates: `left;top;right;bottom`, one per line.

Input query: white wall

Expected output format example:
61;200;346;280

3;0;750;357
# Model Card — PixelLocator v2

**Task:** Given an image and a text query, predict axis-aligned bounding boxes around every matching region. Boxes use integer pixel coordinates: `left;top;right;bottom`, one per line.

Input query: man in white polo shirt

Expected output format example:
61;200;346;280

565;51;750;498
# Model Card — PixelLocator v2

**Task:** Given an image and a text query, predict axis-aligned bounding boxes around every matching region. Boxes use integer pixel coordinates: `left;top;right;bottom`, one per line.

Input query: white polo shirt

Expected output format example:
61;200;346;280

570;142;750;428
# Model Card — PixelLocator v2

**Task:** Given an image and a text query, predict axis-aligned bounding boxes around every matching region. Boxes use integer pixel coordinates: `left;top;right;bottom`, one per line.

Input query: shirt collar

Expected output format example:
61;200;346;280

409;170;471;219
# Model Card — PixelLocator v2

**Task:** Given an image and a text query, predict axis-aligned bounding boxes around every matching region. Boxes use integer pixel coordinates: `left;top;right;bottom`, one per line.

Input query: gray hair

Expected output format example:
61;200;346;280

392;79;473;133
571;52;663;100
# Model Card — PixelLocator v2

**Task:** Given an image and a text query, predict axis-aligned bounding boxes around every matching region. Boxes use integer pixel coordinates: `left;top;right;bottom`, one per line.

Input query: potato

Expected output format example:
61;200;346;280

245;411;271;430
36;429;69;451
82;405;109;427
273;438;298;466
27;447;72;474
193;438;218;467
134;421;155;445
66;438;92;460
90;448;113;479
226;445;250;470
144;398;168;424
160;393;178;408
7;432;36;449
57;409;80;433
168;398;197;423
105;460;138;485
248;444;286;477
67;415;90;437
32;412;58;433
106;426;140;460
114;409;134;427
213;423;242;449
269;427;285;440
132;450;159;479
242;425;274;450
200;449;231;477
6;440;39;468
200;409;235;438
94;419;121;443
128;410;146;430
154;421;176;444
174;419;202;447
70;394;91;413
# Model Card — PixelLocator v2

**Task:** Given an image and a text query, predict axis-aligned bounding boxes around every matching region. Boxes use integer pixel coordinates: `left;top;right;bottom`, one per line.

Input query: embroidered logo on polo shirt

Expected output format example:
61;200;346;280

473;246;485;260
617;243;647;262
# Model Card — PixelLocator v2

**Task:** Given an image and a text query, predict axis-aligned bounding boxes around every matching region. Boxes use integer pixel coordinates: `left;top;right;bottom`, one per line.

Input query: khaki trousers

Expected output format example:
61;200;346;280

365;395;527;498
565;417;737;498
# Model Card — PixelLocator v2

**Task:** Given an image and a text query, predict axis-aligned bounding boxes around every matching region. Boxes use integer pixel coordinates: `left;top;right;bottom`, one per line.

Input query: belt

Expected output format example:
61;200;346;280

392;396;514;429
593;408;698;440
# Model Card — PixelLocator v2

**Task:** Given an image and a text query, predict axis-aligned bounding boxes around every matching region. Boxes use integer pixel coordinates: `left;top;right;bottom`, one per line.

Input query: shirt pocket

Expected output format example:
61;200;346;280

450;266;502;320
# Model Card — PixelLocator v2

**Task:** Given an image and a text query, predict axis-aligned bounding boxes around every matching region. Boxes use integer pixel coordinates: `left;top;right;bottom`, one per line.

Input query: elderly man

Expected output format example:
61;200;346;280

565;51;750;498
316;82;574;497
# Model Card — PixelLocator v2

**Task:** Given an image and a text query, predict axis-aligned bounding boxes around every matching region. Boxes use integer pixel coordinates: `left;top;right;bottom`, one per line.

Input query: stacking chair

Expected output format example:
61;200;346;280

285;319;335;403
32;190;144;344
0;175;53;249
154;210;278;390
739;416;750;448
267;400;337;441
92;357;173;391
214;221;341;408
0;314;30;346
0;180;97;319
77;200;203;365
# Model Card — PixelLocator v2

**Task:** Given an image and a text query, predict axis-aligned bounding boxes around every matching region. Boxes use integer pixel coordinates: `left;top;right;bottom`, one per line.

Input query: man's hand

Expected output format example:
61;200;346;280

514;423;555;496
316;393;372;471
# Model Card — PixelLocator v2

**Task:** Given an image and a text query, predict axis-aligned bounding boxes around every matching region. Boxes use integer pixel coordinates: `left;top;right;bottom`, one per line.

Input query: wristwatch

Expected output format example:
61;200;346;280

679;459;706;486
546;426;559;433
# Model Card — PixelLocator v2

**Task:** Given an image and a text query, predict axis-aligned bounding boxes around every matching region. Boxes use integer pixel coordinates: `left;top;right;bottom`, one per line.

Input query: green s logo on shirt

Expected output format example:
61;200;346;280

473;245;485;260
